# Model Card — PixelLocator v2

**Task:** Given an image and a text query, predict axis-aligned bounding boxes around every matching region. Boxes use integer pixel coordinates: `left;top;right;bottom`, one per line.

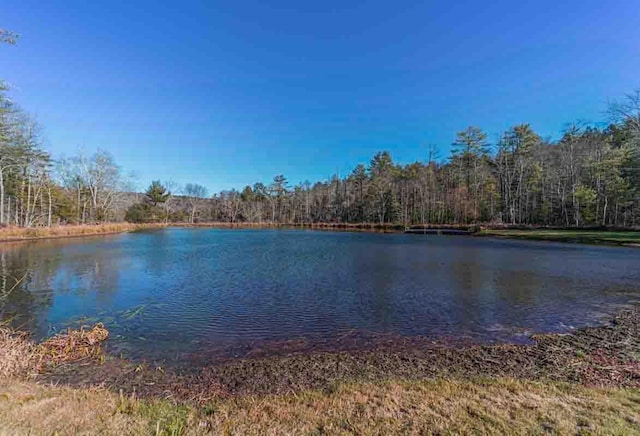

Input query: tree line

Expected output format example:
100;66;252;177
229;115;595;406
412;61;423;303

126;92;639;228
2;88;639;228
2;29;639;228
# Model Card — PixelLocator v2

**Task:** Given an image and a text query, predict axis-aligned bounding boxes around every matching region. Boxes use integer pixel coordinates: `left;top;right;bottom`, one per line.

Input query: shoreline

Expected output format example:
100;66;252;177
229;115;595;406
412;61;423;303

2;222;639;247
37;305;640;399
2;306;640;433
476;228;640;248
0;223;169;243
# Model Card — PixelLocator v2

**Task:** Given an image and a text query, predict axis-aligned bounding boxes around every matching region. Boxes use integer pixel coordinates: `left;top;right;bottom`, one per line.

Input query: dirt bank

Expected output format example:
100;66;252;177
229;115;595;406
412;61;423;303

39;306;640;402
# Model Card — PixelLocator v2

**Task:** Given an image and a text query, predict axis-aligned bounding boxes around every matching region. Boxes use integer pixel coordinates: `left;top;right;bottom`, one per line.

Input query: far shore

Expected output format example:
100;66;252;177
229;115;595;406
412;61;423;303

0;223;168;243
476;228;640;247
1;222;639;247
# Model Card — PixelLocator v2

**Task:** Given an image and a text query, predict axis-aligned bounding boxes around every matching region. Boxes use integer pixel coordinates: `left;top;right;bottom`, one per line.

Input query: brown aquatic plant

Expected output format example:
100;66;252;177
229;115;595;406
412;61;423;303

39;323;109;367
0;324;109;380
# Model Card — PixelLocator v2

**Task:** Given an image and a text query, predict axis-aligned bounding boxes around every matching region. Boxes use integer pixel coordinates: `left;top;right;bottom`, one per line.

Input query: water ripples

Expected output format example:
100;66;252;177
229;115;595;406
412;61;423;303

1;229;640;363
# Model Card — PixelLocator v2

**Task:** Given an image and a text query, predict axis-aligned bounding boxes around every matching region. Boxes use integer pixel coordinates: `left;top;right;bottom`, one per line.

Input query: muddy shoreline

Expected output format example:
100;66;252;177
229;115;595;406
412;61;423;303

39;306;640;403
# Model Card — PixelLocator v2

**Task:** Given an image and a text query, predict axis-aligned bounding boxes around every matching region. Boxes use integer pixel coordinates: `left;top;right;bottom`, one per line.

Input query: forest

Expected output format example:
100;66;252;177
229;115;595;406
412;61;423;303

2;31;639;229
2;88;639;229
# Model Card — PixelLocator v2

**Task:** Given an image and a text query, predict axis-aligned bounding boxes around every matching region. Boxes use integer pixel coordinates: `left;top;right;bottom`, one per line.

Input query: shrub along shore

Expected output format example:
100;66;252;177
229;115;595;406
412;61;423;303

1;306;639;434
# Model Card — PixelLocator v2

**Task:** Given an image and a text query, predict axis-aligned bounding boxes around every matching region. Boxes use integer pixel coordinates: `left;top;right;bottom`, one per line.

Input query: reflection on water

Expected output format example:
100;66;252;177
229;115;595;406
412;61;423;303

1;228;639;364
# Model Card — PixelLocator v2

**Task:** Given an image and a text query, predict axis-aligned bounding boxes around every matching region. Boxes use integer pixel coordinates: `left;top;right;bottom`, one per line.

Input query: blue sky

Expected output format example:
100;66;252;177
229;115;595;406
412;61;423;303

2;0;639;192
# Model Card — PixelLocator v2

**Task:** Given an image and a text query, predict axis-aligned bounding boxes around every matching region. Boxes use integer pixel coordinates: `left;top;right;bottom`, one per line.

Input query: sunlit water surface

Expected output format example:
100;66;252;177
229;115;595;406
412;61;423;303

1;228;639;365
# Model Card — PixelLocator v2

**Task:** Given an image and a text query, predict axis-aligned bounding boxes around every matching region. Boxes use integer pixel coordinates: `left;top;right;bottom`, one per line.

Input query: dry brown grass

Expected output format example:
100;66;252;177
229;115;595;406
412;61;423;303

0;381;149;436
0;324;109;380
1;378;639;435
0;328;41;379
206;379;640;435
0;223;166;242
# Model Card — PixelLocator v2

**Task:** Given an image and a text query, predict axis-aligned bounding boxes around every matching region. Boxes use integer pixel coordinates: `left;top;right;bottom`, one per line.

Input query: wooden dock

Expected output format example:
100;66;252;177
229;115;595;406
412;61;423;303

404;226;473;235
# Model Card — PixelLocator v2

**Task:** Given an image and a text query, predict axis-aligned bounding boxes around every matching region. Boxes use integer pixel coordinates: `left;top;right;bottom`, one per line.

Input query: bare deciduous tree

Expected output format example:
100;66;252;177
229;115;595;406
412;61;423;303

183;183;208;223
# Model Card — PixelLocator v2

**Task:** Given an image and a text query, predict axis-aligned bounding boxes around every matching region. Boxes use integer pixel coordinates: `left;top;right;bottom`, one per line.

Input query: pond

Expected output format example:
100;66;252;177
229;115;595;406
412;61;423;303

1;228;639;364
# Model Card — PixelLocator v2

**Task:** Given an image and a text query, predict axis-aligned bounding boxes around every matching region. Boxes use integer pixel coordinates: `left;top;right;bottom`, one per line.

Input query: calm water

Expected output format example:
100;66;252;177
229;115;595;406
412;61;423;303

1;228;639;363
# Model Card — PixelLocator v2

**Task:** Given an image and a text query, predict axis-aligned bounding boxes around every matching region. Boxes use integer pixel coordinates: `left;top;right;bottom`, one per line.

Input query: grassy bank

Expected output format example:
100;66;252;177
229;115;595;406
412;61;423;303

1;308;640;434
0;223;167;242
2;378;640;435
478;229;640;246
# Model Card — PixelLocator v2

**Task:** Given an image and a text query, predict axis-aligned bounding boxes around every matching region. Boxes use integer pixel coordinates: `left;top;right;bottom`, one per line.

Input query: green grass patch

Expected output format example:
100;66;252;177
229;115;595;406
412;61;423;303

480;229;640;246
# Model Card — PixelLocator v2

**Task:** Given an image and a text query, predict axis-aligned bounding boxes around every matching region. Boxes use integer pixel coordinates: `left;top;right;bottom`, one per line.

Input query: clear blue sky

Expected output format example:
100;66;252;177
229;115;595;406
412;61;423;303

2;0;639;192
